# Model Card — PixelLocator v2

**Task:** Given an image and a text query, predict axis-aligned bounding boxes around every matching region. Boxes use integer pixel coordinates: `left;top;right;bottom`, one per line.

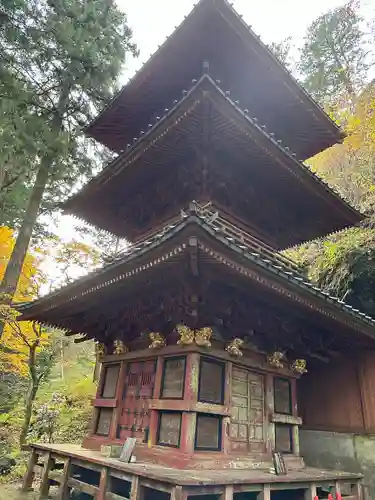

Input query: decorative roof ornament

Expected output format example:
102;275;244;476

113;340;128;355
226;338;244;357
95;342;106;358
267;351;285;369
176;325;213;347
177;325;195;345
291;359;308;375
148;332;166;349
195;327;213;348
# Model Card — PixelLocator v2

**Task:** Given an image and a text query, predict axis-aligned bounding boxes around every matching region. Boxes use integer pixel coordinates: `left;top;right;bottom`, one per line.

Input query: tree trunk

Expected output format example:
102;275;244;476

0;83;70;340
0;159;50;339
20;377;39;447
20;346;39;447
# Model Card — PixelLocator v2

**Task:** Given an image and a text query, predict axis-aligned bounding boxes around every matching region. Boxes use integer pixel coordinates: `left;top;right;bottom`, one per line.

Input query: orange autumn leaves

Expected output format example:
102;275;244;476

307;84;375;211
0;226;49;375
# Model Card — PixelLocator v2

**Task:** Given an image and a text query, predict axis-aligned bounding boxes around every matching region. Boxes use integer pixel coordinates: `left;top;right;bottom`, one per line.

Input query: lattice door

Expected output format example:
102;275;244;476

117;360;156;441
230;366;265;453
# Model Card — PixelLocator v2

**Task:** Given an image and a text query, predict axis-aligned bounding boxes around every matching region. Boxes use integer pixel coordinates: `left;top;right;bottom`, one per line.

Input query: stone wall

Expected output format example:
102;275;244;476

300;429;375;498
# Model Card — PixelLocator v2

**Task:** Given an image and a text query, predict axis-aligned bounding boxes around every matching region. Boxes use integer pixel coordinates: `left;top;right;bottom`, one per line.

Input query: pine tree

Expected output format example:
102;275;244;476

299;1;368;105
0;0;138;339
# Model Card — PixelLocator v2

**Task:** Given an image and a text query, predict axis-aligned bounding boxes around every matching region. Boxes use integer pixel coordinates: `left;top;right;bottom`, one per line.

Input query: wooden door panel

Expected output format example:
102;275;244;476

117;360;156;441
230;366;265;453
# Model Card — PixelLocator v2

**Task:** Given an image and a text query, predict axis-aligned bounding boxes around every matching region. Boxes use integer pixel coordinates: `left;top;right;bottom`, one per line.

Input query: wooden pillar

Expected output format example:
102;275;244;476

292;424;300;455
184;353;200;403
257;484;271;500
57;458;71;500
110;361;126;440
304;483;317;500
153;356;164;399
130;476;141;500
180;353;199;454
265;374;275;452
291;378;300;456
97;467;108;500
39;451;53;499
351;481;363;500
220;485;234;499
149;356;164;447
22;448;37;492
223;362;232;454
171;485;183;500
181;412;196;454
334;480;341;497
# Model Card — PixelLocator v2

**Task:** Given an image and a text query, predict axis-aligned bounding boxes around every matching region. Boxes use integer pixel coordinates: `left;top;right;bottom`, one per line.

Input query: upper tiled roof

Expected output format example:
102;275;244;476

63;76;362;247
85;0;343;159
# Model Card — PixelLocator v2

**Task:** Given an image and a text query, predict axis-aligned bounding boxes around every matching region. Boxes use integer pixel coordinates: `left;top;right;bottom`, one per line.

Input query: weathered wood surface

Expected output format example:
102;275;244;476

27;443;363;486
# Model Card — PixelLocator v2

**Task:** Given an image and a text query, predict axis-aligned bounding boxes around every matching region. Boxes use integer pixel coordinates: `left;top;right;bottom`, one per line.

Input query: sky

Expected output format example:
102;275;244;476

54;0;375;245
118;0;373;80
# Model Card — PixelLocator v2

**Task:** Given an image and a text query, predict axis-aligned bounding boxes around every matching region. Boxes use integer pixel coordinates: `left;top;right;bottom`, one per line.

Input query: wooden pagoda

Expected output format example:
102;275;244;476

19;0;375;499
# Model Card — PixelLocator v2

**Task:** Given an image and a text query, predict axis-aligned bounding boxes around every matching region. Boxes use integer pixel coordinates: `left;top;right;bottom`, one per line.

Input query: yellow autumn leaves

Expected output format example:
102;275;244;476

0;226;49;376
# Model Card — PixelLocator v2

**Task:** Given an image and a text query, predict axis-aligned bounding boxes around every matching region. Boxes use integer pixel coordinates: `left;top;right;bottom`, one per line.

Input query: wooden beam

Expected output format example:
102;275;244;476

97;467;109;500
67;477;99;496
171;485;183;500
39;451;53;499
220;485;234;500
351;481;363;500
57;458;71;500
257;484;271;500
304;483;317;500
130;475;140;500
22;448;37;492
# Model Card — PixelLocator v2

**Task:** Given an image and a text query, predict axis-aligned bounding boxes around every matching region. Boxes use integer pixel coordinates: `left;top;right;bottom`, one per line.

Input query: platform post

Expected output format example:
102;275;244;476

39;451;53;499
257;484;271;500
351;481;362;500
97;466;109;500
57;457;71;500
130;475;141;500
21;447;37;492
171;485;183;500
304;483;317;500
220;485;234;499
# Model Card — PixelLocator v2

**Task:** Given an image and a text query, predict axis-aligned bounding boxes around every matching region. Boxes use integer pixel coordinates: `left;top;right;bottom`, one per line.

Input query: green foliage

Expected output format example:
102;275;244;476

0;337;96;480
268;37;293;70
287;226;375;318
0;0;138;232
299;1;368;105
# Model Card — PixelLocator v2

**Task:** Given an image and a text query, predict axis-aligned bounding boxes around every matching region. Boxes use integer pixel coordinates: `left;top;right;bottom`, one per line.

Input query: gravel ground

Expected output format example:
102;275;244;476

0;484;59;499
0;484;37;499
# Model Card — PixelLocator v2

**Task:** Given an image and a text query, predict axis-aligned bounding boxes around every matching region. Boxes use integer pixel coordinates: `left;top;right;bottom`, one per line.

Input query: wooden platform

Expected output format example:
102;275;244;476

22;443;364;499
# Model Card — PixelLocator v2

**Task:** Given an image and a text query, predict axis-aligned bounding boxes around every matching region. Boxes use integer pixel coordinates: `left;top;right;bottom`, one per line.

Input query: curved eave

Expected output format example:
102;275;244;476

18;215;375;343
65;76;362;246
85;0;343;160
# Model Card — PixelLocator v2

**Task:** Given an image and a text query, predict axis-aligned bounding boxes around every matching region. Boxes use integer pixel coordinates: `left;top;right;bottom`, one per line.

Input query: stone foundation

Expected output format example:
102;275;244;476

300;429;375;498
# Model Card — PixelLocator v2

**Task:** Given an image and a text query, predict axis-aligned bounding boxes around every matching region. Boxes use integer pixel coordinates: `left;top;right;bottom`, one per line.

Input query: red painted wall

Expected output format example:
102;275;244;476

298;355;371;433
